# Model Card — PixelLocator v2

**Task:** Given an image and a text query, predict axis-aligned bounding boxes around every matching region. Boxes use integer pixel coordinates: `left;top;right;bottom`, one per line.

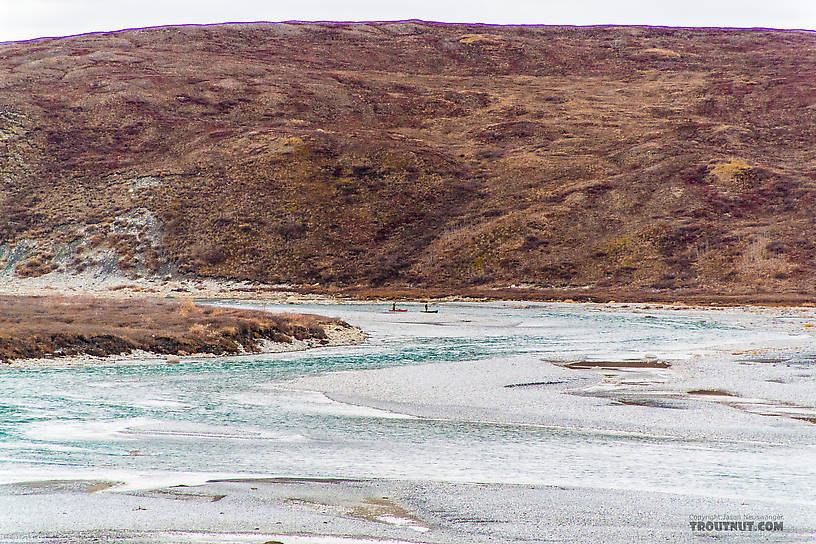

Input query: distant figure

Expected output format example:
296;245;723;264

421;303;438;313
392;302;396;311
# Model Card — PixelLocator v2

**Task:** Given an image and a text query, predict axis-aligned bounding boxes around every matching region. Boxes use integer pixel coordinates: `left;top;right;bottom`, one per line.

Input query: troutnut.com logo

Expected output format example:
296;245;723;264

689;514;784;532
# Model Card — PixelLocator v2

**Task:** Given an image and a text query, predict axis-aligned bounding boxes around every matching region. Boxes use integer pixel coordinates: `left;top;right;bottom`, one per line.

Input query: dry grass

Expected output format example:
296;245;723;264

14;252;58;278
641;47;681;58
0;295;348;363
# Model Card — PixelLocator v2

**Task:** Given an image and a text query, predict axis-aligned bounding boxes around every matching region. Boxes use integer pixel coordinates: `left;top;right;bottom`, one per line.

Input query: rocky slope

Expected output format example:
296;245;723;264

1;22;815;299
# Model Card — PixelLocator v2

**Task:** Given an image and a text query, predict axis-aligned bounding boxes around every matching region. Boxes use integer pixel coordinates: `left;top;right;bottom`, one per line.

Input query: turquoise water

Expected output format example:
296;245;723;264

0;302;814;504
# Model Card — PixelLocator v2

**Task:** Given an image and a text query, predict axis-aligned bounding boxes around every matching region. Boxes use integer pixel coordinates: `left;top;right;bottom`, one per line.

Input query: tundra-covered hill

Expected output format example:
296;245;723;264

1;21;815;299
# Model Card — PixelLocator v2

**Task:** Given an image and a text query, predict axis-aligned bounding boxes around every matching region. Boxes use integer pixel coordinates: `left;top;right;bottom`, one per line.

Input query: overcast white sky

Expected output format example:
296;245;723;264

1;0;815;43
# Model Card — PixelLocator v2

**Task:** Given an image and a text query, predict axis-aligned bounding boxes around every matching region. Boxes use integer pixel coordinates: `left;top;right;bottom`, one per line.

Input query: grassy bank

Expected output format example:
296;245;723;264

0;295;353;363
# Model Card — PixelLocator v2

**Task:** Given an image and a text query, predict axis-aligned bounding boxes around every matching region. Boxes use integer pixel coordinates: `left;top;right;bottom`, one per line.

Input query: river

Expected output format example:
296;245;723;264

1;301;815;542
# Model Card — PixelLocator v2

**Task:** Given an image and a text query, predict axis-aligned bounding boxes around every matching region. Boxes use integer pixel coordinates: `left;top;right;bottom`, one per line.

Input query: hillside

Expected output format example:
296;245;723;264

1;21;816;300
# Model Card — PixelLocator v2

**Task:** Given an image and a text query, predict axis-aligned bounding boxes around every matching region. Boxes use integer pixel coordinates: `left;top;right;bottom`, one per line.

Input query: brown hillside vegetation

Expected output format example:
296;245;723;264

0;295;350;362
1;22;816;298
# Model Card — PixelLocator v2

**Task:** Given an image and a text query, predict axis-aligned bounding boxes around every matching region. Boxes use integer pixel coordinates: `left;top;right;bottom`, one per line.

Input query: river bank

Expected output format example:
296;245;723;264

1;475;810;543
0;295;365;365
3;271;816;307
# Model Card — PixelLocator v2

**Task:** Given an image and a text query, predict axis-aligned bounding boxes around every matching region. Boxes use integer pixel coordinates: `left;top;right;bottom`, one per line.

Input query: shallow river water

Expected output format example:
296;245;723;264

1;301;815;513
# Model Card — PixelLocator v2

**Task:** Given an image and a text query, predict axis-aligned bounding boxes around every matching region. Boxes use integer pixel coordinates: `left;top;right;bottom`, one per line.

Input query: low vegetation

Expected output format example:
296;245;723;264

2;22;816;299
0;295;350;363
